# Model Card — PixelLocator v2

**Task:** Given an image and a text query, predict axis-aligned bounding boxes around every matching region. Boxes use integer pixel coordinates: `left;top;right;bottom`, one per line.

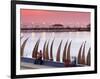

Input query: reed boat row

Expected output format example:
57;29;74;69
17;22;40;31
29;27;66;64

21;37;91;68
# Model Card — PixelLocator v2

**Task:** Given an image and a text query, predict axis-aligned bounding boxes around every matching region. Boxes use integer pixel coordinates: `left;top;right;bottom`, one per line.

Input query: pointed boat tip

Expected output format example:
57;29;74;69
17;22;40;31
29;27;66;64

25;37;29;41
37;37;41;41
21;36;24;39
89;47;91;50
48;39;51;42
82;41;86;46
84;41;86;44
38;38;41;40
69;40;72;43
66;40;68;43
81;42;84;46
51;39;54;44
53;39;55;42
47;40;49;44
44;40;47;45
60;40;63;43
53;37;55;40
66;40;68;44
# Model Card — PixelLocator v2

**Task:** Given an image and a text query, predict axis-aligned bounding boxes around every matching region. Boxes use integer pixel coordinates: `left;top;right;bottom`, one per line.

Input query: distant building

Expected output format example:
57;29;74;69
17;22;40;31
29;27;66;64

51;24;64;28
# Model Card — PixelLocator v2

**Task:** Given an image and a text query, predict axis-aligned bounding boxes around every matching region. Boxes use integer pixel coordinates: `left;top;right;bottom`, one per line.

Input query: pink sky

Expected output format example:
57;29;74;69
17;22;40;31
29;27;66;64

20;9;90;28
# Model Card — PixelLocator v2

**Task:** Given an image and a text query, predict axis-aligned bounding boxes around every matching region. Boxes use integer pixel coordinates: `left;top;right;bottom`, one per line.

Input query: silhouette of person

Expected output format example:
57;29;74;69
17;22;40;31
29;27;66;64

34;50;43;65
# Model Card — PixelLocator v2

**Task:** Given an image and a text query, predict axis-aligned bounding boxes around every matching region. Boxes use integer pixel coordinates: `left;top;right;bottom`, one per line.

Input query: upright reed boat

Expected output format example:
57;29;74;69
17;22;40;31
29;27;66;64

77;42;83;64
50;39;55;61
21;38;29;57
43;40;47;60
86;47;91;66
45;41;49;60
32;39;40;58
81;41;86;65
62;41;68;62
66;41;72;64
56;40;62;62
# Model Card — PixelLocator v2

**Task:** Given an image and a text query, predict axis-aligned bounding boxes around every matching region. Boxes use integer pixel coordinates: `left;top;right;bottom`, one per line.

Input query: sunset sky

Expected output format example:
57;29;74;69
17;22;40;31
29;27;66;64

20;9;90;28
